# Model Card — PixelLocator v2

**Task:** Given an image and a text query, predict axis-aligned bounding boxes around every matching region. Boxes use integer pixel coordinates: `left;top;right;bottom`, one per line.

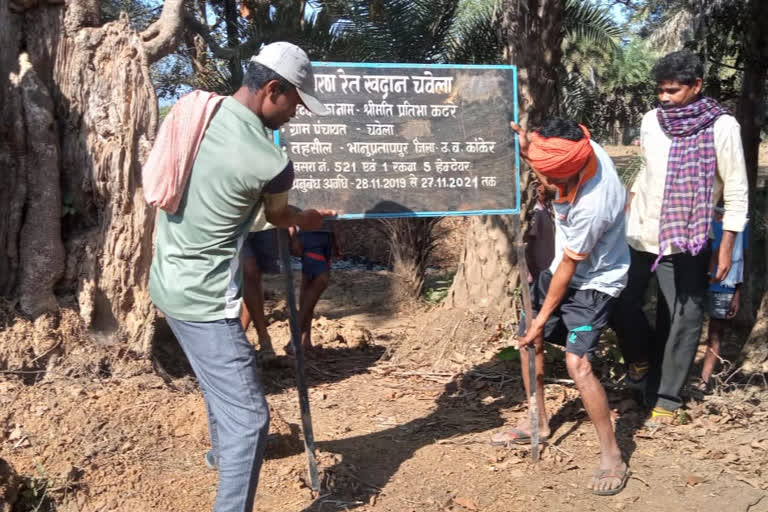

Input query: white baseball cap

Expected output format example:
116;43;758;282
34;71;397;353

251;42;330;116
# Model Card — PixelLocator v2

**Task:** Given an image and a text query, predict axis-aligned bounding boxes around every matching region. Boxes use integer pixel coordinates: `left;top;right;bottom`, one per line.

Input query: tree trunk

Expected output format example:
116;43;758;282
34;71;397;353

739;0;768;371
445;214;521;313
0;0;163;362
744;287;768;374
445;0;565;315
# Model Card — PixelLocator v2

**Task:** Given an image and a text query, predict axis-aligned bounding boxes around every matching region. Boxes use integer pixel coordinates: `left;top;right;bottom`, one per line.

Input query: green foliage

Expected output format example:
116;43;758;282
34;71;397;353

497;342;565;366
152;57;194;101
613;0;753;105
137;0;757;148
329;0;462;64
617;154;644;189
442;0;503;65
564;0;621;54
561;26;657;142
497;346;520;362
422;273;453;304
603;39;657;92
149;0;358;99
165;0;508;99
684;1;748;104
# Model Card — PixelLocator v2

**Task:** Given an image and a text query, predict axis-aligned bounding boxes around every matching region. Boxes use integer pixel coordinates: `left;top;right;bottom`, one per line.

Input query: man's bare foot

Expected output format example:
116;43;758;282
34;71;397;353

587;461;630;496
490;419;550;446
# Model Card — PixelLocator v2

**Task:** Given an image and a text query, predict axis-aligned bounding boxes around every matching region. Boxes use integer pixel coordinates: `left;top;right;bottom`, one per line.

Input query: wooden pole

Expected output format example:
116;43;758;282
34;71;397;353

513;215;539;462
277;228;321;492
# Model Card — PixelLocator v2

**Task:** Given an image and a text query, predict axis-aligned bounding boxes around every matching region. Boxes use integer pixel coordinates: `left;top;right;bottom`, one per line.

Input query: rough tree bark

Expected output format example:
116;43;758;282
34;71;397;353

0;0;183;360
445;0;565;316
738;0;768;373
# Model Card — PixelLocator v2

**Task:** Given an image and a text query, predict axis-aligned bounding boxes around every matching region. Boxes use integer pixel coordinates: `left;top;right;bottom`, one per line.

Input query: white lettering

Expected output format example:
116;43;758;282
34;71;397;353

411;71;454;95
365;121;396;136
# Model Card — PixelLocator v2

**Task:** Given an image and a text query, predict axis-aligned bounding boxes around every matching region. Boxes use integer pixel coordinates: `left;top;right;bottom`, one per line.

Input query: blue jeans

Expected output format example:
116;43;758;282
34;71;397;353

164;314;270;512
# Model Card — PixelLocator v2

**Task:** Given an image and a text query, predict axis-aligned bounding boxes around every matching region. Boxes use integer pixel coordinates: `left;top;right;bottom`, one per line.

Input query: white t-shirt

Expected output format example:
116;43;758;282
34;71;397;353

549;141;630;298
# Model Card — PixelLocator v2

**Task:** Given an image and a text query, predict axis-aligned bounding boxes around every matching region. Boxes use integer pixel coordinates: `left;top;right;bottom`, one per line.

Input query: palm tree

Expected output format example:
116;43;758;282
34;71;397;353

558;0;626;138
151;0;364;98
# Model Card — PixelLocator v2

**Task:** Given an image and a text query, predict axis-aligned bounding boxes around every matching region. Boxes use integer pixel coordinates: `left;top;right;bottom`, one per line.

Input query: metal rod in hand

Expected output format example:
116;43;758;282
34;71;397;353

513;215;540;462
278;228;320;492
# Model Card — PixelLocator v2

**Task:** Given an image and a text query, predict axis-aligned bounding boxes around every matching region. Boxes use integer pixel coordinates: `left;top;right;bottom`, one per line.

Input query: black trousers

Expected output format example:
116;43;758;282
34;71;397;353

611;247;710;410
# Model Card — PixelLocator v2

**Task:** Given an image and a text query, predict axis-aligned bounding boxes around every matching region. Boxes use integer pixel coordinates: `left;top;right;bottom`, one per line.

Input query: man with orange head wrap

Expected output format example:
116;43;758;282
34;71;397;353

492;118;631;496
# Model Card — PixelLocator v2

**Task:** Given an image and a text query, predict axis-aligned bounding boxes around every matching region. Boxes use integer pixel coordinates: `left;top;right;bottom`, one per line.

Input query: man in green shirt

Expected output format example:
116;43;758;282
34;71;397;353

149;42;333;512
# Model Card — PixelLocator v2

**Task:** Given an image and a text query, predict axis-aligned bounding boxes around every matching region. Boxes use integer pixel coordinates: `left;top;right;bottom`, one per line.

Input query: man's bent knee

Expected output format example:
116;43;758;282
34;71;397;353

566;353;594;382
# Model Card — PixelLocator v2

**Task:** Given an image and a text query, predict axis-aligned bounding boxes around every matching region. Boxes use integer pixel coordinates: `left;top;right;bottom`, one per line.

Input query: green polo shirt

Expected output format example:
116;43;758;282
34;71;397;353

149;97;291;321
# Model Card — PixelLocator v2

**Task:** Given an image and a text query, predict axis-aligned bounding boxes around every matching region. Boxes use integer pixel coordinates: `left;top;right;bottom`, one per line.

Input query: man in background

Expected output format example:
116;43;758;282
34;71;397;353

613;50;748;426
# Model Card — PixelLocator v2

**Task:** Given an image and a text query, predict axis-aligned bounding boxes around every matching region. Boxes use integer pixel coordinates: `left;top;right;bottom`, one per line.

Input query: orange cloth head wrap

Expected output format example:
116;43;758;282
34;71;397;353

527;124;594;179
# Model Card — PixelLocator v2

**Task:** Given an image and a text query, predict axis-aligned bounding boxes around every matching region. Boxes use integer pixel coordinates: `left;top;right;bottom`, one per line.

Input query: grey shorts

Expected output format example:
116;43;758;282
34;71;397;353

242;229;280;274
709;291;735;320
520;270;617;359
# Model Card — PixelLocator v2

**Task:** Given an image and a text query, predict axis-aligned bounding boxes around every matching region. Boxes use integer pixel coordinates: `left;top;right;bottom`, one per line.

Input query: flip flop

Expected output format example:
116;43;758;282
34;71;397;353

625;362;648;392
644;406;675;428
690;377;712;395
627;361;648;382
490;427;548;446
590;463;631;496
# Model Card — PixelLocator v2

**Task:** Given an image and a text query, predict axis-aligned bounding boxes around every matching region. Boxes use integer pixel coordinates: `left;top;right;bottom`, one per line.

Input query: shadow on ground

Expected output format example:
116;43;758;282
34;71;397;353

151;314;387;395
299;354;645;511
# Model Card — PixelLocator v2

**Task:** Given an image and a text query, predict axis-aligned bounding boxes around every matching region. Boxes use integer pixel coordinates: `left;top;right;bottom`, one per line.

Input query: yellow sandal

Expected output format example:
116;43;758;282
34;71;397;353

644;406;675;428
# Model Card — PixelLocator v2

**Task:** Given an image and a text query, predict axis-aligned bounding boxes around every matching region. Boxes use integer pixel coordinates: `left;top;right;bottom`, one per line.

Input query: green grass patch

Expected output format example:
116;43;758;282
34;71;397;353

422;271;456;304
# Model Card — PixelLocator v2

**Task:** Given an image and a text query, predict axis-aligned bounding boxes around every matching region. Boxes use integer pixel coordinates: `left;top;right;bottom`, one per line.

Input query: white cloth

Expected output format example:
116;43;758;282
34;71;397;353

249;207;274;232
627;110;749;255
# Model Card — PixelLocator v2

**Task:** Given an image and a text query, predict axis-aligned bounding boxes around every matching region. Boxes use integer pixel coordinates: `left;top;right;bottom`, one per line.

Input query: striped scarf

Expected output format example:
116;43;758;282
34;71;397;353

654;96;729;269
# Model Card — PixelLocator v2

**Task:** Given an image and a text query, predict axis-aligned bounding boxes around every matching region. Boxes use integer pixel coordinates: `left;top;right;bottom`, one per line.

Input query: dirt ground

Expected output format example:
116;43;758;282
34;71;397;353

2;144;768;511
2;266;768;512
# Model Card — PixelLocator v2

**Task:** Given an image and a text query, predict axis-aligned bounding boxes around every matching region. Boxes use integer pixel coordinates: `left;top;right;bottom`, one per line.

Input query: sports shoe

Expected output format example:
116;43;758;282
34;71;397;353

204;450;218;470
